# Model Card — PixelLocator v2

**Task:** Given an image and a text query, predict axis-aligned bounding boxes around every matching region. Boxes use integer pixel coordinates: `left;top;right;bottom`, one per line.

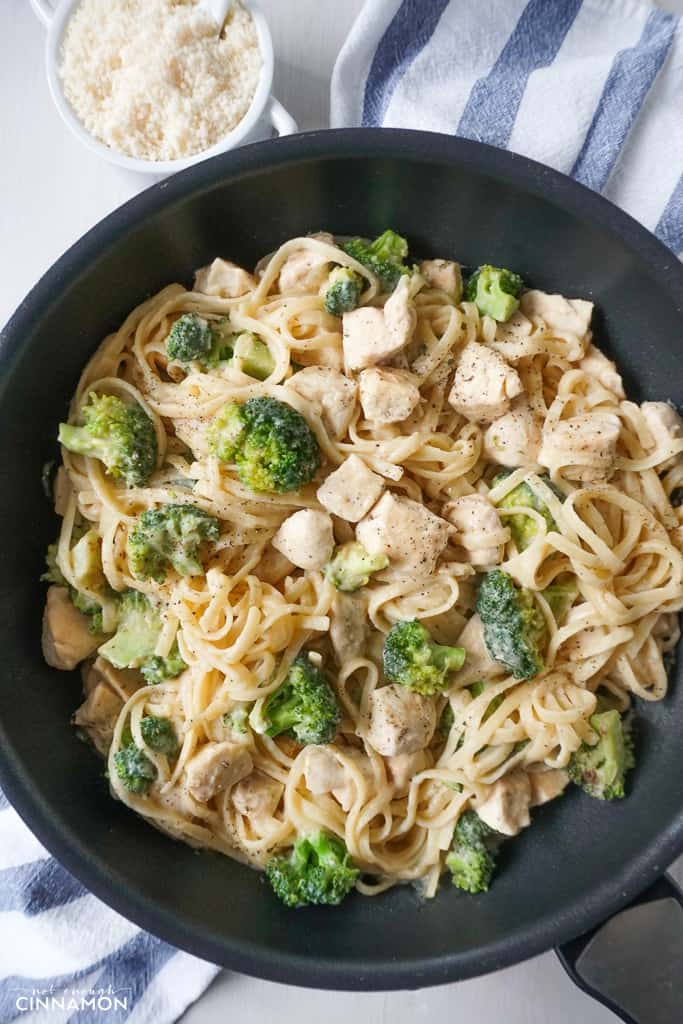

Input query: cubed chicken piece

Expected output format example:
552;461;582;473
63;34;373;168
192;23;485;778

483;399;542;468
521;290;593;340
641;402;683;468
342;274;420;371
495;310;533;346
579;346;624;399
385;749;430;794
73;681;123;756
359;367;420;425
84;656;142;701
278;234;334;295
194;258;256;298
476;771;532;836
539;413;621;482
253;545;295;585
185;741;253;803
356;492;451;576
450;613;506;688
317;455;385;522
271;510;335;570
286;366;357;440
231;771;283;820
420;605;467;646
42;586;100;671
382;273;419;349
367;684;436;756
329;592;368;663
448;343;523;423
54;466;71;516
304;745;372;811
442;494;508;567
420;259;462;299
529;768;569;807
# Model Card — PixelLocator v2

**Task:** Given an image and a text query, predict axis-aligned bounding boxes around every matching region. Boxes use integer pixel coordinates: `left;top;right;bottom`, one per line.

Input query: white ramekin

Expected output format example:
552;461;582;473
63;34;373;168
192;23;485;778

29;0;297;176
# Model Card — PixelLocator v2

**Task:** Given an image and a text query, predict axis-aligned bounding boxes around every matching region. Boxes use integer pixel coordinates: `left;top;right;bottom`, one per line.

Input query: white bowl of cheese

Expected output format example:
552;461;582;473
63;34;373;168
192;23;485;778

30;0;297;175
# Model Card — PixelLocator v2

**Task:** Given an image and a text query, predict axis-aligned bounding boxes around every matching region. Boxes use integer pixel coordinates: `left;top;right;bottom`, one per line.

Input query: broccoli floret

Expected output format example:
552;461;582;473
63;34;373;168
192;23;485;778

231;332;275;380
324;542;388;592
542;575;578;623
323;267;363;316
113;733;157;794
98;590;161;670
166;313;214;363
476;570;546;680
437;701;455;737
464;265;524;322
127;503;220;582
383;620;466;696
253;654;340;745
208;397;320;494
72;591;104;634
42;543;67;586
59;392;157;488
223;704;251;734
342;229;410;292
265;831;359;908
493;470;564;551
568;710;634;800
469;680;504;721
140;641;186;684
42;533;109;635
445;810;498;894
140;715;179;757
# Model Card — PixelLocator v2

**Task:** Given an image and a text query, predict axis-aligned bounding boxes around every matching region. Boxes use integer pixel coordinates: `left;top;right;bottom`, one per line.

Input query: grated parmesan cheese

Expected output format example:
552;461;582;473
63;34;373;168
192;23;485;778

59;0;262;162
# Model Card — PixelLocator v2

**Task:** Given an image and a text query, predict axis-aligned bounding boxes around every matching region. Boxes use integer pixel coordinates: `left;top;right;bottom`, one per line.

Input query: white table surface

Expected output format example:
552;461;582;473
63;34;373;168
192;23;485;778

2;1;682;1022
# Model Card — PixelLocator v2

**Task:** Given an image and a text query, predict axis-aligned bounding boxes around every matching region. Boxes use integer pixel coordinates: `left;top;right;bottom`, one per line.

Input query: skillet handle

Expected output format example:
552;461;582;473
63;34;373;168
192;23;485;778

556;873;683;1024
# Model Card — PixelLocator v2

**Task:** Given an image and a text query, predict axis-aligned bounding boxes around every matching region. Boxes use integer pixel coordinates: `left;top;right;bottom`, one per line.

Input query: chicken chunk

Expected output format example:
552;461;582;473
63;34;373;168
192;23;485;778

278;234;334;295
450;613;506;687
185;741;253;803
382;273;419;349
385;749;430;794
253;545;295;585
317;455;385;522
538;413;621;482
231;771;283;820
420;605;467;646
193;258;256;298
84;656;141;701
419;259;462;299
286;366;357;440
359;367;421;425
448;342;523;423
641;401;683;468
529;768;569;807
271;509;335;570
483;399;542;468
521;290;594;340
579;346;624;399
342;274;420;371
42;586;100;671
304;745;372;811
495;310;534;347
329;591;369;663
443;494;508;567
73;681;122;756
356;492;451;577
367;684;436;756
476;771;532;836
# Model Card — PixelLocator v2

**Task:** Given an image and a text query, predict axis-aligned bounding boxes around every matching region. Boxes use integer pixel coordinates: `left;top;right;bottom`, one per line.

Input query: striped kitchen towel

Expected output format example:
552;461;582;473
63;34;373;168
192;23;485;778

331;0;683;256
0;788;218;1023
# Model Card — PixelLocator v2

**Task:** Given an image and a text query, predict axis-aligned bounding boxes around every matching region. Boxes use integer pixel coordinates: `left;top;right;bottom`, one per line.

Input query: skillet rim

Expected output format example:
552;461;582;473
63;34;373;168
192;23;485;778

1;128;682;990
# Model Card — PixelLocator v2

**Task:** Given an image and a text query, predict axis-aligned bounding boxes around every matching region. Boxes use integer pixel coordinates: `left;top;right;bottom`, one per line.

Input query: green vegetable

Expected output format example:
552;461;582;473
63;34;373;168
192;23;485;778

437;701;455;737
113;733;157;794
208;396;320;494
324;542;388;592
232;332;275;380
127;503;220;582
140;641;186;684
493;470;564;551
224;704;251;734
140;715;179;757
542;576;578;623
59;392;157;488
265;831;359;908
254;654;340;745
383;619;466;696
568;710;634;800
42;532;110;635
342;229;410;292
71;591;104;635
42;543;67;587
476;570;546;680
445;810;499;894
465;265;524;322
323;266;363;316
166;313;214;363
98;590;161;670
469;680;504;721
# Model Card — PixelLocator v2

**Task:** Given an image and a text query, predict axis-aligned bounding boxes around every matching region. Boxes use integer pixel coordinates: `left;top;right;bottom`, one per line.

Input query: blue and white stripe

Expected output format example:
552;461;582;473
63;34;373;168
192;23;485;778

331;0;683;255
0;789;218;1023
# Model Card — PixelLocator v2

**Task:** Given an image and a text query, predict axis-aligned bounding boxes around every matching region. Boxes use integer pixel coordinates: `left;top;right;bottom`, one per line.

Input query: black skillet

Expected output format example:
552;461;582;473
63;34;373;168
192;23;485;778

0;131;682;1020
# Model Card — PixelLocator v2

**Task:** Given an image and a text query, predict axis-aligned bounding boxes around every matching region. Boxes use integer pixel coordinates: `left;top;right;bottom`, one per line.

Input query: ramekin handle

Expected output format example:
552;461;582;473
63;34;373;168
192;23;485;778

29;0;55;28
266;97;298;137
